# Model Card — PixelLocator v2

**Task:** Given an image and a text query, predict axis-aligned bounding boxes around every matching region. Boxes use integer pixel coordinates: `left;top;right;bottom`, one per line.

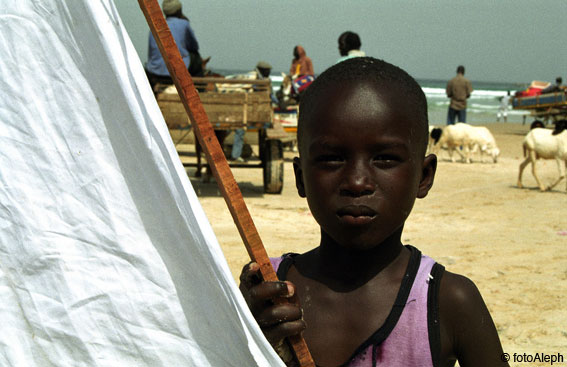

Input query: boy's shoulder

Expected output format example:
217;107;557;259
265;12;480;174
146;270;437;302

437;270;507;365
439;270;483;307
439;270;490;329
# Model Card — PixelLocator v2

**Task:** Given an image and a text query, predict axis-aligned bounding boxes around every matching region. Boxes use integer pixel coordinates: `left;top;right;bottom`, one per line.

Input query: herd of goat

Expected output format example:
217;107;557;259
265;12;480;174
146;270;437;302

427;120;567;192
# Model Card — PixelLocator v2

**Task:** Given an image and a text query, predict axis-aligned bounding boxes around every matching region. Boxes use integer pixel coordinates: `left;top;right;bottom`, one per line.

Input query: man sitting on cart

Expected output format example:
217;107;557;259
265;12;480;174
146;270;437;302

145;0;203;93
541;77;566;94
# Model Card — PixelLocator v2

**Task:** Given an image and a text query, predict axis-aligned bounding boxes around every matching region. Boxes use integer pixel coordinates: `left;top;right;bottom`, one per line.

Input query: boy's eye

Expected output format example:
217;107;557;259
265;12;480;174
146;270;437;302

316;155;344;165
373;154;399;166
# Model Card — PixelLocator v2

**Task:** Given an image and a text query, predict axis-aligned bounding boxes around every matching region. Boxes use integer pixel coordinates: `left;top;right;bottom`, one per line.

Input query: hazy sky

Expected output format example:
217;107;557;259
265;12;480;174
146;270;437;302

117;1;566;84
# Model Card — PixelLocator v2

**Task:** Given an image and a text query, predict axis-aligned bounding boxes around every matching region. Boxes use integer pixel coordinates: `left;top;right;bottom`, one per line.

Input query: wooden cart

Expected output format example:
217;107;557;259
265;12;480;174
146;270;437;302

156;77;288;194
512;90;567;124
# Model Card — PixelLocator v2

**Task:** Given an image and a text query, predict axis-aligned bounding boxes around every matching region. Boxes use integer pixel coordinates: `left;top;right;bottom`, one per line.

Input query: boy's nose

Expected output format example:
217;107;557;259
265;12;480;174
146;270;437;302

339;162;375;197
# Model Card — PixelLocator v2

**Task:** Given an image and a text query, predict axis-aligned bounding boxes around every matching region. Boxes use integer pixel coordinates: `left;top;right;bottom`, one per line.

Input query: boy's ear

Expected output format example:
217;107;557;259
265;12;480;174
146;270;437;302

293;157;306;198
417;154;437;199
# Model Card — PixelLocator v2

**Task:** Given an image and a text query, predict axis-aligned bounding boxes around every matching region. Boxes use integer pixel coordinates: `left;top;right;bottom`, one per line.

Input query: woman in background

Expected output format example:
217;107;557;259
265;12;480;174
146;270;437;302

289;45;314;77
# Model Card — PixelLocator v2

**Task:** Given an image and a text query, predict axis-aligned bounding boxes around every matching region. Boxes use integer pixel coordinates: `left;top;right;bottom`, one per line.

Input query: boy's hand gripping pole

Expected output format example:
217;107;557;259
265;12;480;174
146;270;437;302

138;1;315;366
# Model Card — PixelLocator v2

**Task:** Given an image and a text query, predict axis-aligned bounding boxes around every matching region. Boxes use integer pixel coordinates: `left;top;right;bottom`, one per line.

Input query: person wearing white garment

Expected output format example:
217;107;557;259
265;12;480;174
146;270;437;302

497;91;511;122
336;31;366;64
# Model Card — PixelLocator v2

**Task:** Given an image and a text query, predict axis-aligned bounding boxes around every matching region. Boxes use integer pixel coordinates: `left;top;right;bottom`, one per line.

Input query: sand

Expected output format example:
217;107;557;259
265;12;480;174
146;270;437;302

181;122;567;354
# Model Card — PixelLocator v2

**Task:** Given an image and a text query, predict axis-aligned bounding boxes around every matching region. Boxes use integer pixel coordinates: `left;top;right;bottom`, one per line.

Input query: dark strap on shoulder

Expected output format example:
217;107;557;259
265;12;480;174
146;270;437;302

275;253;298;280
427;262;445;367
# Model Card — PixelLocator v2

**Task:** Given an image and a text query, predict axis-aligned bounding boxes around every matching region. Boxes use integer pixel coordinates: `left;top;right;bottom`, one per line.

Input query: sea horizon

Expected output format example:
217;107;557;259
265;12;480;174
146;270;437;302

213;68;540;125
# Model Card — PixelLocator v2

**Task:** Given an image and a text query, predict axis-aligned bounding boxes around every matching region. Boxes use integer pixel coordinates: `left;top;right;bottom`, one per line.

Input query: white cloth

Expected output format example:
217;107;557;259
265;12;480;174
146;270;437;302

0;1;283;366
336;49;366;64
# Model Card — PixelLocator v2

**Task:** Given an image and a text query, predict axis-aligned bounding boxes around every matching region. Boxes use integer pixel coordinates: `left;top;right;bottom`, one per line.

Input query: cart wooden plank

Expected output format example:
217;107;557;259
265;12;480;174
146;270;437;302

157;83;273;129
512;91;567;110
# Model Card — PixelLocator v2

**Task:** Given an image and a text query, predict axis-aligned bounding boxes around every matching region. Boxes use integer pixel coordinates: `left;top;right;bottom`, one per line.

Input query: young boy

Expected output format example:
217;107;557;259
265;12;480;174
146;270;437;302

240;57;508;367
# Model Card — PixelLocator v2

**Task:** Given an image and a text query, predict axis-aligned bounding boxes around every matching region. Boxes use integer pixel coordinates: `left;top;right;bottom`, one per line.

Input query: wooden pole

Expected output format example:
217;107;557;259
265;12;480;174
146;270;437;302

137;1;314;366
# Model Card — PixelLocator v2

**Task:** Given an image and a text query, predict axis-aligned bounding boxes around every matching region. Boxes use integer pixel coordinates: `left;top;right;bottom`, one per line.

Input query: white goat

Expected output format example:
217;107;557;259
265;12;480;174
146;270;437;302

517;120;567;192
469;126;501;163
434;123;500;163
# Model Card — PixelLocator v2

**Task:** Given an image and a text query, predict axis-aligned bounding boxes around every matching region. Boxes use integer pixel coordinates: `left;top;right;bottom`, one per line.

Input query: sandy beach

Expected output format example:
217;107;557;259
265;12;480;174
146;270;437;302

180;122;566;354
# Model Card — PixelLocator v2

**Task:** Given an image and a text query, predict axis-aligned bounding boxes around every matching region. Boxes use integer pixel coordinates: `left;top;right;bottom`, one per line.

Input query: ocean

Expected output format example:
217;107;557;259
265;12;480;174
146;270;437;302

419;79;529;126
215;69;532;126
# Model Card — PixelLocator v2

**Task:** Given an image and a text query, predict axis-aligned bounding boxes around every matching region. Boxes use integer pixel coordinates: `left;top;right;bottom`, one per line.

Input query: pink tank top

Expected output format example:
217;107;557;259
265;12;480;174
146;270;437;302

270;246;443;367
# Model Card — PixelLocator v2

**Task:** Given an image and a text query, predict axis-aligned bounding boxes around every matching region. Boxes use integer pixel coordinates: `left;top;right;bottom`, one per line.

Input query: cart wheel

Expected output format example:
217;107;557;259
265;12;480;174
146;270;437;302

263;139;284;194
258;129;266;162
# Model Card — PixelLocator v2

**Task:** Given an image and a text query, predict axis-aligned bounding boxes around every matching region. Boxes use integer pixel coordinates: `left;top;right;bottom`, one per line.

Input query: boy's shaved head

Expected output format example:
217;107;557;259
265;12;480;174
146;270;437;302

298;57;429;156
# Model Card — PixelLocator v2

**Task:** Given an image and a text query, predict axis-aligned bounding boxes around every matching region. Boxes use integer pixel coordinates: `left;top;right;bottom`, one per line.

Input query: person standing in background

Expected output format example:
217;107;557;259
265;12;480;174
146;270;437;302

336;31;366;64
446;65;473;124
289;45;314;77
145;0;202;90
541;77;565;93
497;91;511;122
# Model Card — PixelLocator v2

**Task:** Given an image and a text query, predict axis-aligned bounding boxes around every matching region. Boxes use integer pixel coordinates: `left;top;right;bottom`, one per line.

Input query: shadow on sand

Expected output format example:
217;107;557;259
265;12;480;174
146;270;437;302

188;175;264;198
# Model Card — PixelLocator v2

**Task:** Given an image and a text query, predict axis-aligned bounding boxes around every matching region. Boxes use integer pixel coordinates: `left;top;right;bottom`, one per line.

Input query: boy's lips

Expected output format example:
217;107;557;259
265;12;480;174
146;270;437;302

336;205;377;226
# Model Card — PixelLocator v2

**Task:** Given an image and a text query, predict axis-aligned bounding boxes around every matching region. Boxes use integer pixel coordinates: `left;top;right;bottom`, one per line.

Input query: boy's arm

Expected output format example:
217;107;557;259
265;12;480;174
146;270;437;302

439;272;509;367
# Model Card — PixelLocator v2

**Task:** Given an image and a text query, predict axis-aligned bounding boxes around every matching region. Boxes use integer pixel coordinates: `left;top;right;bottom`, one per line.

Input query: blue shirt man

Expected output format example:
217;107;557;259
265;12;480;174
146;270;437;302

146;16;199;77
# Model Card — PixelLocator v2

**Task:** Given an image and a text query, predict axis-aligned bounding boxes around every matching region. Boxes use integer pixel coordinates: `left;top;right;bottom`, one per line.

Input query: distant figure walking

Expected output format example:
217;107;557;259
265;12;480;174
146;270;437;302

336;31;366;64
446;65;473;125
289;45;314;77
497;90;511;122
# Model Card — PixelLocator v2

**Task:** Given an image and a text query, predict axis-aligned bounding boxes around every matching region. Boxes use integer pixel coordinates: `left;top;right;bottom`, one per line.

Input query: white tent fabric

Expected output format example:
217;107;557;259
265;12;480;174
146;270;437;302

0;1;284;366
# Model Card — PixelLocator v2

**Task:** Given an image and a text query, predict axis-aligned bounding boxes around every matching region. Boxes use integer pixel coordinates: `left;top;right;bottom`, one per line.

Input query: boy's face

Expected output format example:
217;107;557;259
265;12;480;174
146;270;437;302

294;80;436;251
